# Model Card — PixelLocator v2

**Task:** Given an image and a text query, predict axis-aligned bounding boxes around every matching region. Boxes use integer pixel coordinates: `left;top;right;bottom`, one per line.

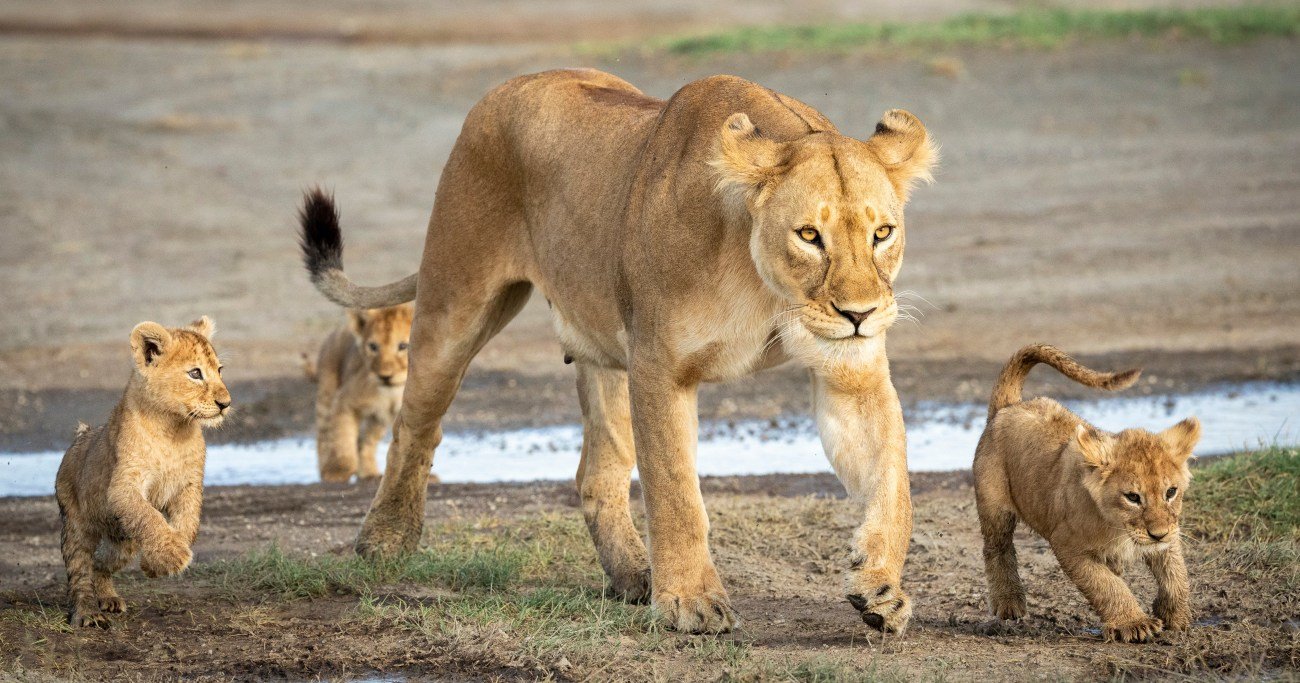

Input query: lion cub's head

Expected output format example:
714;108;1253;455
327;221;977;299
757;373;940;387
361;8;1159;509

712;110;936;354
129;316;231;427
348;304;413;387
1075;418;1201;549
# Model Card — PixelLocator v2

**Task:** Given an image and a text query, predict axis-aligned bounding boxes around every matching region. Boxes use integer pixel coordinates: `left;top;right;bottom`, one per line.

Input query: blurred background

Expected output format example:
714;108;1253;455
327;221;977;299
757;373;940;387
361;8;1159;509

0;0;1296;450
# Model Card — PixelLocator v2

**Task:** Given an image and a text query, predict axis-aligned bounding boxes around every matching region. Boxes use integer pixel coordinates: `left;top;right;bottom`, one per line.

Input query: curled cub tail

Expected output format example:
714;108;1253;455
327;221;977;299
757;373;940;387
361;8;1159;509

297;188;418;309
988;344;1141;420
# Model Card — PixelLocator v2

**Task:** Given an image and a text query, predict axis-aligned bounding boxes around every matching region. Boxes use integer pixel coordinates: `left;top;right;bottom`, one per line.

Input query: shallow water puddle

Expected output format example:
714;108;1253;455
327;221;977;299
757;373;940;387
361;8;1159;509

1;382;1294;497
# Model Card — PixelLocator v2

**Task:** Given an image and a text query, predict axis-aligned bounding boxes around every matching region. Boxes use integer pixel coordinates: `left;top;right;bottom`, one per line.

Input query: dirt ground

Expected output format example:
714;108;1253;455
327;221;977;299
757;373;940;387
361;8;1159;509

1;467;1296;681
0;0;1298;680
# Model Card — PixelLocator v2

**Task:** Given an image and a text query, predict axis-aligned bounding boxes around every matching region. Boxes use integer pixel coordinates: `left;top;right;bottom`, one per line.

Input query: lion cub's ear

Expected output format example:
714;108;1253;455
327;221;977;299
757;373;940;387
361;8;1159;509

865;109;937;202
347;310;370;337
130;322;173;368
1075;424;1109;469
188;315;215;339
1159;417;1201;459
712;113;787;205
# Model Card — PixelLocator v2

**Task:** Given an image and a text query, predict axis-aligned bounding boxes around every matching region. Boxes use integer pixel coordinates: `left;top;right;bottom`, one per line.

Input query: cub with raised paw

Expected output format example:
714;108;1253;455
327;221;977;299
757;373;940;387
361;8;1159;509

55;317;230;628
973;344;1197;643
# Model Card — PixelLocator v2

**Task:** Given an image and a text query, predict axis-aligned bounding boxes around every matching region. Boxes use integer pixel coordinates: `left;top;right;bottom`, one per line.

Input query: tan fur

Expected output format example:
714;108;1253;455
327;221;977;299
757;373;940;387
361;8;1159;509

307;305;413;483
297;70;937;634
973;344;1198;642
54;317;230;628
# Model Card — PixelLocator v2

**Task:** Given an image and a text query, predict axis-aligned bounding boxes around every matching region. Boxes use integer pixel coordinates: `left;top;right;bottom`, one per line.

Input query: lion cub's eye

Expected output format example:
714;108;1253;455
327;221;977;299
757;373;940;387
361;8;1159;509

187;368;203;381
367;342;380;352
1165;486;1177;500
1124;492;1142;505
398;341;409;351
874;225;894;243
798;227;821;244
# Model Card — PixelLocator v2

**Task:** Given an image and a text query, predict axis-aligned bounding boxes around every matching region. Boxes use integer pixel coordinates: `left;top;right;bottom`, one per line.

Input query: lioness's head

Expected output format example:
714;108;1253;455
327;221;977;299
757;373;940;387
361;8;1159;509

1075;418;1201;549
130;316;231;427
348;304;413;387
713;110;936;349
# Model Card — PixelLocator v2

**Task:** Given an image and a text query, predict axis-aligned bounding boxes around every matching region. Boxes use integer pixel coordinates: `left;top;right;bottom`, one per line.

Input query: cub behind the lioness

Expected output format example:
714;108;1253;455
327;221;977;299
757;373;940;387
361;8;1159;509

305;305;412;483
974;344;1199;643
55;317;230;628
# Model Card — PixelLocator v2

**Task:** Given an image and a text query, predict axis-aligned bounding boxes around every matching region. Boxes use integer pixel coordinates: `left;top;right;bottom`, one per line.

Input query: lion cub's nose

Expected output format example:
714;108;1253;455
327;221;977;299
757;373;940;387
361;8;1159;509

1148;530;1168;541
833;304;877;328
215;398;231;412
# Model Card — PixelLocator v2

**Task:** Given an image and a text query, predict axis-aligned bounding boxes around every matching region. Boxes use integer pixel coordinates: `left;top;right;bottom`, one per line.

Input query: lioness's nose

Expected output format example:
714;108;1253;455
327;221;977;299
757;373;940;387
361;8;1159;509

833;304;877;327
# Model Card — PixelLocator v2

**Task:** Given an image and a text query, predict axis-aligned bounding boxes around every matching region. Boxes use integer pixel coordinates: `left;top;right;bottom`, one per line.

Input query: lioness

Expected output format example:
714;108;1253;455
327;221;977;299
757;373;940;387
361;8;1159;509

304;305;413;482
974;344;1198;643
297;69;936;633
55;317;230;628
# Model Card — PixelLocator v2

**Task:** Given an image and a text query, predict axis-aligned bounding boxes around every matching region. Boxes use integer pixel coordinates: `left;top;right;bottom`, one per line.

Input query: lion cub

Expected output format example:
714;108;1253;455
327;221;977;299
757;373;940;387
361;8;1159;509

304;305;412;483
55;317;230;628
973;344;1199;643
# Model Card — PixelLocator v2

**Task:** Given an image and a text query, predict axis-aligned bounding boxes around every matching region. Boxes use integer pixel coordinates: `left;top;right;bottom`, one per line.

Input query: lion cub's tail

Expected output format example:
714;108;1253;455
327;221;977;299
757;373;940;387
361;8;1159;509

297;188;418;310
987;344;1141;420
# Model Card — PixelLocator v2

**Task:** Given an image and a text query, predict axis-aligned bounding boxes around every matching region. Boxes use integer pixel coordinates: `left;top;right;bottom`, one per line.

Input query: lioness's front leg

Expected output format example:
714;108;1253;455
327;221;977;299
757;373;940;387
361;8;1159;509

813;369;913;634
628;361;736;633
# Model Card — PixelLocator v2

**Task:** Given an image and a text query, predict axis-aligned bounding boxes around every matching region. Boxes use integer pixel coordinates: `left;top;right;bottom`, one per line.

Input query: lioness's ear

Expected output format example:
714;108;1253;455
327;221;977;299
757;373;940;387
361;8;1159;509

347;310;369;336
1159;417;1201;459
865;109;937;202
188;315;215;339
712;113;786;204
1075;424;1108;468
130;322;173;368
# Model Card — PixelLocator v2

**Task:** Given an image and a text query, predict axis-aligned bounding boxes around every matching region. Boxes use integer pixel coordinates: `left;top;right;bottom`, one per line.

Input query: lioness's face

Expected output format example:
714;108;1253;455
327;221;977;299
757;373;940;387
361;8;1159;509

1079;419;1200;549
713;110;935;347
349;305;413;387
130;316;231;427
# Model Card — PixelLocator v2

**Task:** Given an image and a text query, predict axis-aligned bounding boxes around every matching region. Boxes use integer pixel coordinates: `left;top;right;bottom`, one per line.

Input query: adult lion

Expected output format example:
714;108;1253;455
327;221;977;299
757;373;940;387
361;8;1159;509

298;69;936;634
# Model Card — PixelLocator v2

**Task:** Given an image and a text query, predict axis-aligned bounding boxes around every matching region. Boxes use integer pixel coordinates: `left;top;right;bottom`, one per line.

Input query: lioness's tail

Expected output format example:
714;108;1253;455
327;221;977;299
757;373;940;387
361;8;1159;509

297;188;417;309
988;344;1141;420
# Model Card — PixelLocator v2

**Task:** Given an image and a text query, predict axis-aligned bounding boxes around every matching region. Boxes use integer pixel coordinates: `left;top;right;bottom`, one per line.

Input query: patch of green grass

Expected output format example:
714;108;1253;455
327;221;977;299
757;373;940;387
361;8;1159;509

647;5;1299;55
1188;446;1299;542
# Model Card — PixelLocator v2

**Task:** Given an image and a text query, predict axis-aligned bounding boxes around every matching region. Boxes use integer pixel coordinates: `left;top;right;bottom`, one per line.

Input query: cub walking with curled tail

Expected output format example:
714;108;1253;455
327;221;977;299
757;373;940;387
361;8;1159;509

974;344;1200;643
55;317;231;627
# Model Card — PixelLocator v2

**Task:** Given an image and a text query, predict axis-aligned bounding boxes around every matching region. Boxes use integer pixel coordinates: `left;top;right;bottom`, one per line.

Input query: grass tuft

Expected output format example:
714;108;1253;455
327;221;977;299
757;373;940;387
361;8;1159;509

649;6;1300;55
1187;446;1299;542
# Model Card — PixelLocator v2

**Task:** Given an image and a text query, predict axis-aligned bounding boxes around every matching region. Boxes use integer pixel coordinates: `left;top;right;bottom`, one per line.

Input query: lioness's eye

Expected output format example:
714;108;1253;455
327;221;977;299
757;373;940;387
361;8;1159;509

1124;492;1142;505
398;341;409;351
874;225;894;243
187;368;203;381
1165;486;1177;500
367;342;380;352
798;227;820;244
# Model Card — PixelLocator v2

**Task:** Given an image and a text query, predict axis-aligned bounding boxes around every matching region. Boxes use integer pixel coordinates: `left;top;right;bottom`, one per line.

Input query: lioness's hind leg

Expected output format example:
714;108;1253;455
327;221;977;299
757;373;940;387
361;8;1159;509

575;363;650;603
92;538;137;613
355;280;532;559
974;444;1026;621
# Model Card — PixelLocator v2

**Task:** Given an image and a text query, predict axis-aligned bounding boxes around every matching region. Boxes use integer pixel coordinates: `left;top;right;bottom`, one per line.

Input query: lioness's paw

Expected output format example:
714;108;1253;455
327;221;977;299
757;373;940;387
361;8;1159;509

607;566;652;604
71;607;112;629
98;596;127;613
653;591;737;634
846;574;912;634
1104;616;1163;643
354;520;420;560
140;536;192;578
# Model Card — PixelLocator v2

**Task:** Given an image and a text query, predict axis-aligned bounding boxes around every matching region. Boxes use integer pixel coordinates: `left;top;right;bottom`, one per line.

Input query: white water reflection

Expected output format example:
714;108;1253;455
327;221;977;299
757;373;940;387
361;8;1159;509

1;382;1294;498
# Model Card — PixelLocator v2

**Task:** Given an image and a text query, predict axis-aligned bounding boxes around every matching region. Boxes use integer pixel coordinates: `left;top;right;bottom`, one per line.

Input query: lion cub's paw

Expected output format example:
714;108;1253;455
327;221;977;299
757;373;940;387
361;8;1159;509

846;574;912;634
653;590;737;634
1104;615;1163;643
1153;601;1191;631
140;535;192;578
990;593;1027;621
71;606;112;629
98;596;127;613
